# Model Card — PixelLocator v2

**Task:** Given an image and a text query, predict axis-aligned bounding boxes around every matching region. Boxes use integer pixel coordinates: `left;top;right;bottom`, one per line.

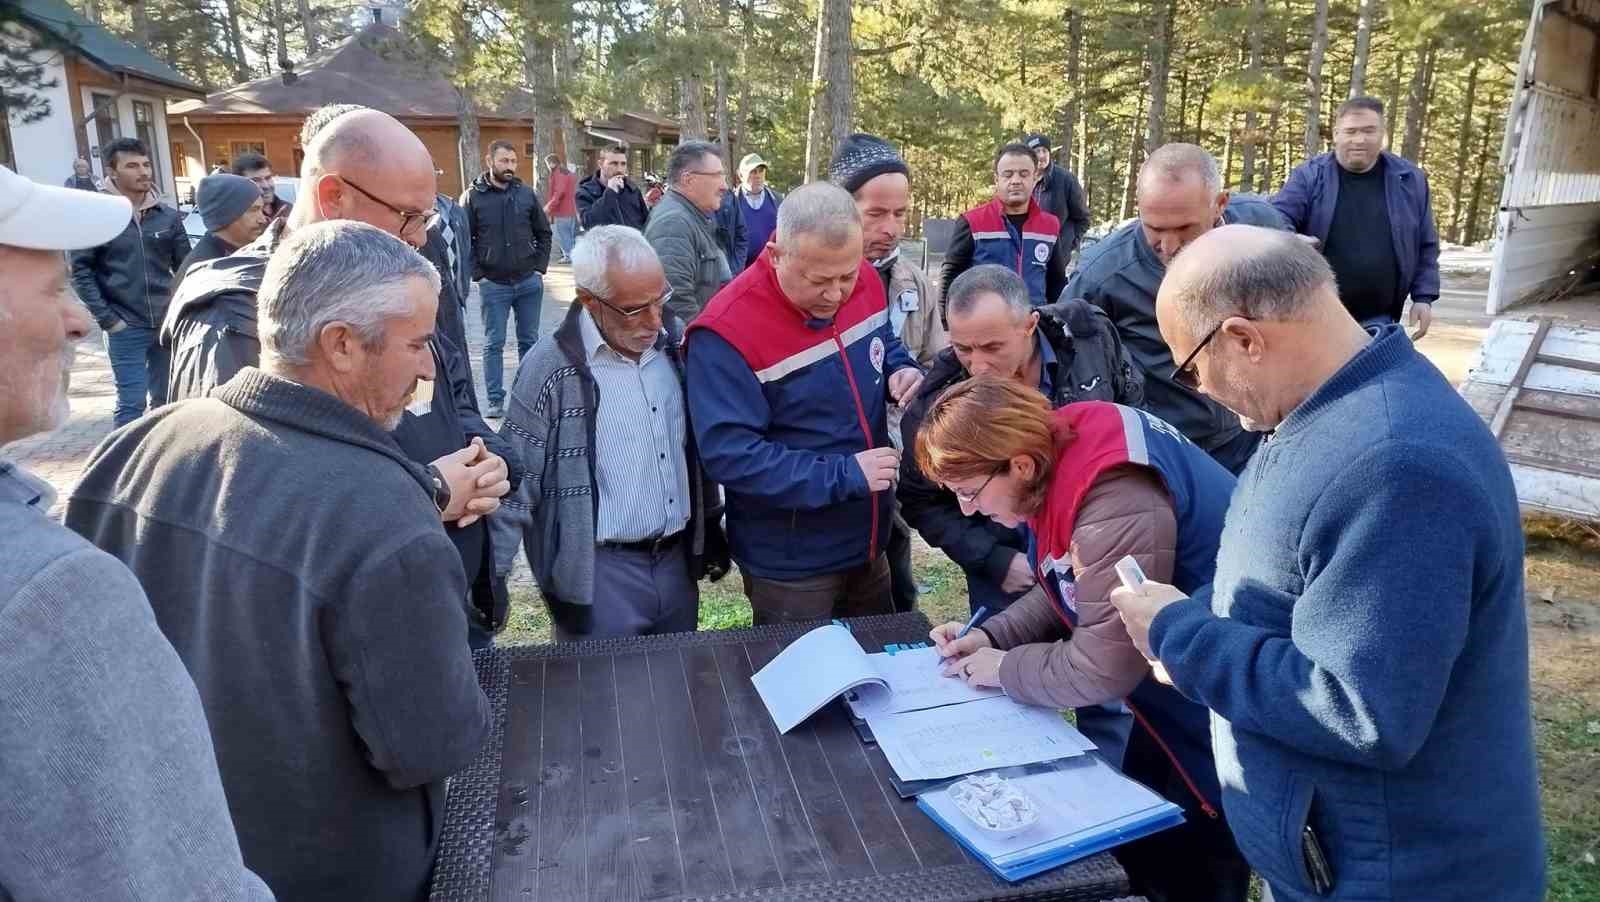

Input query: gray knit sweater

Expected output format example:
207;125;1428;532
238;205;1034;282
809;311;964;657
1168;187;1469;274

492;302;728;635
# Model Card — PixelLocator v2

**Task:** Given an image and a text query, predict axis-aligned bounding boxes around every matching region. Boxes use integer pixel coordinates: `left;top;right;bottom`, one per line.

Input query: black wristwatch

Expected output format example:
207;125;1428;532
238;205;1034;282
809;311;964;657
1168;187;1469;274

427;464;452;513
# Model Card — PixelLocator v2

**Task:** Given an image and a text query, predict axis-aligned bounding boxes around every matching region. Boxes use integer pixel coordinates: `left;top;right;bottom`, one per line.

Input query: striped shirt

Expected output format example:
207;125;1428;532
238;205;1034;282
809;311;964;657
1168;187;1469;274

580;309;692;542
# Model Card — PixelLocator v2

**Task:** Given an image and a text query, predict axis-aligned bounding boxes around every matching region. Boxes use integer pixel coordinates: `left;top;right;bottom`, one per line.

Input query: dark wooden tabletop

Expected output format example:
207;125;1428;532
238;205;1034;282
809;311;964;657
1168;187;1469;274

429;612;1132;901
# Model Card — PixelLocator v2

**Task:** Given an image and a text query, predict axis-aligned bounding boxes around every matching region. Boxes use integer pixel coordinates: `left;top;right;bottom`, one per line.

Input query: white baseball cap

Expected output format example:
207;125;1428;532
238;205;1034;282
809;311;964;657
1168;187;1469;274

0;164;132;251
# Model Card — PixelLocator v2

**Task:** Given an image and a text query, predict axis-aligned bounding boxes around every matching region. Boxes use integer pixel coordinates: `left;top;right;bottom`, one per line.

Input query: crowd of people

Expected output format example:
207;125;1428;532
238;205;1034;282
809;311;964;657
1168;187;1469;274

0;92;1542;902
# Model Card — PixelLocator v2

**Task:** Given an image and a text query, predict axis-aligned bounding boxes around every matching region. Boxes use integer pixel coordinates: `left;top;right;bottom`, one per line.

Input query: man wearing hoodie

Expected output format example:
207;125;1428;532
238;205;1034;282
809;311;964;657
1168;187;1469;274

70;137;191;426
461;140;552;418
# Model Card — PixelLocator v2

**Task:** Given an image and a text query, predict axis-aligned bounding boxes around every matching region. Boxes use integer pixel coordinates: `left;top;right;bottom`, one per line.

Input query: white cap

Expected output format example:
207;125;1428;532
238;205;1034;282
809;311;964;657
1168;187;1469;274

0;164;132;251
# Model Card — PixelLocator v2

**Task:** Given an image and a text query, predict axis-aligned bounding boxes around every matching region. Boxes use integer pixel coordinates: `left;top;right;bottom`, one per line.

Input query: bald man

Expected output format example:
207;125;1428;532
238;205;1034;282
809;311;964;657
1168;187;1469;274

158;108;521;646
1063;143;1288;474
1110;226;1544;902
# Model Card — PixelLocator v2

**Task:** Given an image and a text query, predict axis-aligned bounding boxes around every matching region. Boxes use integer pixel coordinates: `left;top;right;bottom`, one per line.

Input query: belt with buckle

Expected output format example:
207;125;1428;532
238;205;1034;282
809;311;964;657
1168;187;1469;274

600;530;684;556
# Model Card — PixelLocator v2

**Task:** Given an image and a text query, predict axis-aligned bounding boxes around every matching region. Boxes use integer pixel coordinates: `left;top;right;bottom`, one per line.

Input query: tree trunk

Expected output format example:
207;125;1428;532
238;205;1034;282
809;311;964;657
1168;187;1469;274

1464;108;1494;245
555;8;580;165
1400;43;1432;161
1260;104;1279;191
1239;0;1265;192
1144;0;1175;153
1386;52;1403;147
823;0;853;159
1121;92;1147;221
1061;2;1081;171
802;6;827;182
458;86;482;189
1222;112;1237;186
734;0;755;164
1350;0;1375;96
129;0;152;50
1194;85;1209;146
1450;60;1480;241
1303;0;1329;157
296;0;319;53
1175;69;1189;145
270;0;286;68
679;0;710;141
524;10;557;194
223;0;250;81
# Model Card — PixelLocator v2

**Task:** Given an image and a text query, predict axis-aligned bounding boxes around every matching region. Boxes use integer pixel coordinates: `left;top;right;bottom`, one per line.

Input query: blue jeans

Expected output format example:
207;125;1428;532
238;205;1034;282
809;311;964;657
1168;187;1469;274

553;217;577;261
104;322;168;427
479;273;544;407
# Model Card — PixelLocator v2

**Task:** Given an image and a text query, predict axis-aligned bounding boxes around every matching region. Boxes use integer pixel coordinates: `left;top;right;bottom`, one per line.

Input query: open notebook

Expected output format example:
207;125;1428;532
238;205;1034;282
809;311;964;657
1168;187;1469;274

750;623;1001;734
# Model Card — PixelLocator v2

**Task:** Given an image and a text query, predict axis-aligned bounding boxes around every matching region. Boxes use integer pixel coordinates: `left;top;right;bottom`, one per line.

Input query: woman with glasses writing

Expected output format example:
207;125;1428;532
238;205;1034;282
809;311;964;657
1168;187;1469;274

917;374;1247;902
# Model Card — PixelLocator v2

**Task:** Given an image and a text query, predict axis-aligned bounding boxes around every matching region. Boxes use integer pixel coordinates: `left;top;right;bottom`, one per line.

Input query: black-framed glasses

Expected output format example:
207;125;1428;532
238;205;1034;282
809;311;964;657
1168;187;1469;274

952;466;1004;504
1171;321;1225;390
335;174;439;238
584;286;674;319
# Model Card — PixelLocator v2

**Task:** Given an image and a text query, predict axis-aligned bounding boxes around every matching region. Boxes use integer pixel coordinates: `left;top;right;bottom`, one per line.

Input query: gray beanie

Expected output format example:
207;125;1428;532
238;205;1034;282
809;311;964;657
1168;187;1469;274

198;173;261;231
829;133;910;195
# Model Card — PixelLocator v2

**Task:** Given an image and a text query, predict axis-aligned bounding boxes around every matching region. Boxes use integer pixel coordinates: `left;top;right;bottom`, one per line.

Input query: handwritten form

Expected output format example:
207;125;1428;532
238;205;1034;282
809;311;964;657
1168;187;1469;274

870;696;1096;781
845;647;1004;719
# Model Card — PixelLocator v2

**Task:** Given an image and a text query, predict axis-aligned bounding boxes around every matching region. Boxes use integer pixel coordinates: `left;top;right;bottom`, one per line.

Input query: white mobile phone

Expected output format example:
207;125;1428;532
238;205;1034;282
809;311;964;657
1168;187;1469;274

1114;555;1147;592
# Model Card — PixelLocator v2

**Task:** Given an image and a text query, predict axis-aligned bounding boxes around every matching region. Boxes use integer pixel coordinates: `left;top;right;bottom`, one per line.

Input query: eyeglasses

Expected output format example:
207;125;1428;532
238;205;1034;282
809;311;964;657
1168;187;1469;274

335;174;439;238
952;467;1004;504
584;286;674;319
1171;321;1224;390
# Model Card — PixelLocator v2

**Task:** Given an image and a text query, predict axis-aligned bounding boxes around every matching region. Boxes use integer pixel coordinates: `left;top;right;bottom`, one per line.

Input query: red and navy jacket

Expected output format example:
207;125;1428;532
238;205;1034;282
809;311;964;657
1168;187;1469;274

1032;402;1237;815
684;249;918;580
962;196;1061;305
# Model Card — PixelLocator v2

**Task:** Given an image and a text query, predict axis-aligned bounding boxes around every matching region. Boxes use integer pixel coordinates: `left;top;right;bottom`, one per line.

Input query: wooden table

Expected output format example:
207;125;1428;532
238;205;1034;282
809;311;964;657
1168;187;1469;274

429;612;1135;901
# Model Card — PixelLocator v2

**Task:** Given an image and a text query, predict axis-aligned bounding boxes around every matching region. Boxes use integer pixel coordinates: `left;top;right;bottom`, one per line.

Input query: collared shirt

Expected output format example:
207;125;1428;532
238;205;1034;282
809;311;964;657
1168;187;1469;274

580;309;692;542
1035;327;1058;400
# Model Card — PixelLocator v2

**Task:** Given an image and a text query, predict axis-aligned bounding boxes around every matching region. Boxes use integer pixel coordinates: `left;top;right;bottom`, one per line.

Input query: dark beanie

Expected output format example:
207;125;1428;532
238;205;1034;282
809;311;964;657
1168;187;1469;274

198;173;261;231
1024;132;1052;152
829;133;910;194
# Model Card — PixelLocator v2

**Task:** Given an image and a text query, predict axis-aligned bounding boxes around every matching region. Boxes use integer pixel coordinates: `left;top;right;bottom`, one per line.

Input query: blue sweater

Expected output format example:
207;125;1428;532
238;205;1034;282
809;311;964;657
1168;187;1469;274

1149;325;1543;901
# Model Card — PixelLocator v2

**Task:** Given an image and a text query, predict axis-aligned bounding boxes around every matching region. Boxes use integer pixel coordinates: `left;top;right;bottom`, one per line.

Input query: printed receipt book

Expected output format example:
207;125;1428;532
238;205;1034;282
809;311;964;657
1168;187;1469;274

749;623;1003;733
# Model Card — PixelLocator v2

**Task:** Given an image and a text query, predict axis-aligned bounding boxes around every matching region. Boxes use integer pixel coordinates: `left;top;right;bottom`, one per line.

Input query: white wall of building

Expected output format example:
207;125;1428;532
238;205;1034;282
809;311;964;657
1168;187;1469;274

4;31;80;186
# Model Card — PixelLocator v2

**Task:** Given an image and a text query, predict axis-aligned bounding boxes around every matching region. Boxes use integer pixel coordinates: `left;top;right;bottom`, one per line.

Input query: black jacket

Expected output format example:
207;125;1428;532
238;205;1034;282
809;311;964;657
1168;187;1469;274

70;197;191;330
898;298;1143;590
575;172;650;231
460;174;551;284
176;233;238;290
1034;163;1092;254
1062;194;1286;473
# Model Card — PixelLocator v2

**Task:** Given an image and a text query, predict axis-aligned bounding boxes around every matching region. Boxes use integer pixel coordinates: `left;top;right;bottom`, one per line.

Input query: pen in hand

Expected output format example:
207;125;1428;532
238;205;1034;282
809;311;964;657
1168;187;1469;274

936;606;988;668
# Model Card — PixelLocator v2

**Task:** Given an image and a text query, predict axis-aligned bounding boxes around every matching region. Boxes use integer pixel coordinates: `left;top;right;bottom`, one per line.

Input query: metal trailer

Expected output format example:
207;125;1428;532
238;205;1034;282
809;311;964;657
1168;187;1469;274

1486;0;1600;316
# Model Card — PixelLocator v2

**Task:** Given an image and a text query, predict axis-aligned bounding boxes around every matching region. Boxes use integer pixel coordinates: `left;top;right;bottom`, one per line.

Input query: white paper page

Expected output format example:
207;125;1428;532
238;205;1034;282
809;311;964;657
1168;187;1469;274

750;624;885;734
871;695;1095;781
844;647;1003;719
920;755;1172;861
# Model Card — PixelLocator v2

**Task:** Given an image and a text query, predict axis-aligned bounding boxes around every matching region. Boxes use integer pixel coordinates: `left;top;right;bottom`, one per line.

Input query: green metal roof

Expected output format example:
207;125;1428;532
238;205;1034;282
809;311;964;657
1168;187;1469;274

13;0;203;95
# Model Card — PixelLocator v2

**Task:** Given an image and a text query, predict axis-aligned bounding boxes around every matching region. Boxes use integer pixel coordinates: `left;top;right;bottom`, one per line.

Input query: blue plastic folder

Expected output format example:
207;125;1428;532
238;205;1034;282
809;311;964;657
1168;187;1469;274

915;755;1185;883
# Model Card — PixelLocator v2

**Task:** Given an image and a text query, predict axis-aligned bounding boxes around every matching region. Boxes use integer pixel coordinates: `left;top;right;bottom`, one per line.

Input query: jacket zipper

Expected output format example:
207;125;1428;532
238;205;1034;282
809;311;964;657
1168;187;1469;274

137;209;153;326
1043;581;1218;819
831;323;879;562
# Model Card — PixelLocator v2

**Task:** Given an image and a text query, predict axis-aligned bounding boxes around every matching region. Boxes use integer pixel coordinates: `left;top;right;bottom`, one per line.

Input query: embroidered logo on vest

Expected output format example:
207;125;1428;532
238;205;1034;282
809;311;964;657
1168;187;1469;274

1033;242;1050;264
870;336;886;373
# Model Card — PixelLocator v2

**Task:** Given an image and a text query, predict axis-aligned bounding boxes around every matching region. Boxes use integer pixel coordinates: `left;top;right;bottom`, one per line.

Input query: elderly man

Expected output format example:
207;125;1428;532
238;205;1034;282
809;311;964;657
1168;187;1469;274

1273;96;1440;338
494;226;729;639
646;140;733;334
71;136;191;426
461;140;551;418
900;263;1140;616
829;132;946;611
735;152;782;270
0;165;272;901
1024;133;1091;256
231;151;292;223
66;221;493;902
163;106;518;647
1110;226;1544;902
179;172;268;282
578;145;651;231
941;142;1067;308
686;183;923;623
1065;143;1286;474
